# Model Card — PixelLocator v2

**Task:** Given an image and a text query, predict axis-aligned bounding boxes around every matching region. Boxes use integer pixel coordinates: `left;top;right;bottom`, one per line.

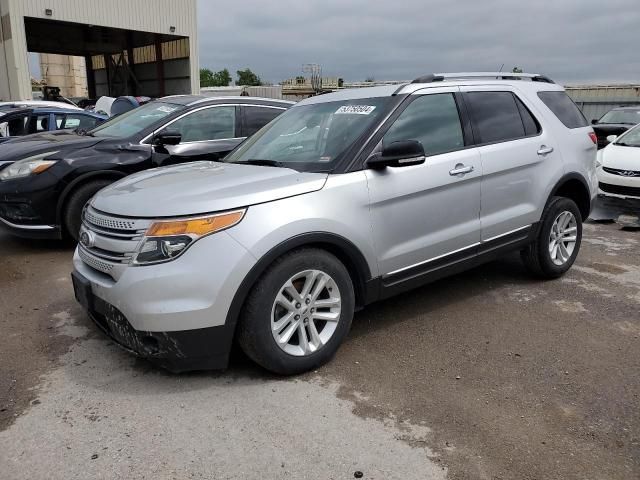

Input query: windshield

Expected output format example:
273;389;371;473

599;109;640;125
224;97;393;171
89;101;185;138
615;124;640;147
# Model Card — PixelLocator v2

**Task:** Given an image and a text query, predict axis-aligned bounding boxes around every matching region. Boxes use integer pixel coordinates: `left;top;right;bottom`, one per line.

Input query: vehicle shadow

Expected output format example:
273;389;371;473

0;231;75;255
64;252;543;396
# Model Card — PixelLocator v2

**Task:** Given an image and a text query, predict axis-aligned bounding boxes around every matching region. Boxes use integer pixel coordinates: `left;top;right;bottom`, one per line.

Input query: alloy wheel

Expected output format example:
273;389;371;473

271;269;342;356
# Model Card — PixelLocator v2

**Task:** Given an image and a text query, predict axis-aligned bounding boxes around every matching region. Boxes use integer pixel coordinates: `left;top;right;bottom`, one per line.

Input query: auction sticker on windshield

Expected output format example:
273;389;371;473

335;105;376;115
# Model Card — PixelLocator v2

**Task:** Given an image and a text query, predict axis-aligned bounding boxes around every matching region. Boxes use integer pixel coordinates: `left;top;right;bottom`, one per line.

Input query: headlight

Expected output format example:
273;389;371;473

133;209;246;265
0;151;59;180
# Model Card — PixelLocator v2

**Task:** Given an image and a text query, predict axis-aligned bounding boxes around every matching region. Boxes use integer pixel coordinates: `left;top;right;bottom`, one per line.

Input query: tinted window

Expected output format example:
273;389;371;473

4;113;29;136
32;114;50;132
537;91;588;129
466;91;525;144
515;97;541;136
162;106;236;142
383;93;464;156
55;114;65;128
243;106;284;136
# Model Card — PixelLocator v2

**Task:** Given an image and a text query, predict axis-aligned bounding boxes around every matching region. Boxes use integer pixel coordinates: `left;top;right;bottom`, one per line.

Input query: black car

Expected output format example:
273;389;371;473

0;95;293;240
591;106;640;149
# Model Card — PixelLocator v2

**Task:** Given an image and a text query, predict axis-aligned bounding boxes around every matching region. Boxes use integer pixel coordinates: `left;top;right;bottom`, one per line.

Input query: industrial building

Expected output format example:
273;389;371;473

0;0;199;101
566;84;640;122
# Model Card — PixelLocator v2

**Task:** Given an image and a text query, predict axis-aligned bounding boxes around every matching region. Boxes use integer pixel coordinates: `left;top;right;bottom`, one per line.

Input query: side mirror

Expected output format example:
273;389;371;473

606;135;618;144
591;119;598;125
152;130;182;146
366;140;425;169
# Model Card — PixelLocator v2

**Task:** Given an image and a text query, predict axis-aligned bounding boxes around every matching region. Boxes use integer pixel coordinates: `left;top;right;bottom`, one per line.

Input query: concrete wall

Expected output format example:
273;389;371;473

0;0;198;100
39;54;88;97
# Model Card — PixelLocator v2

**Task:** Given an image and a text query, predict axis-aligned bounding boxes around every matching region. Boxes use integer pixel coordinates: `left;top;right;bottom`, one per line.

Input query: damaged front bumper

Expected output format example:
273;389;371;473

71;271;235;372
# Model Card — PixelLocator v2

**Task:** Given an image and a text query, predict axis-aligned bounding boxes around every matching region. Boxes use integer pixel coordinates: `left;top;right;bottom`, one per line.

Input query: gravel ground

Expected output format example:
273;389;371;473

0;221;638;479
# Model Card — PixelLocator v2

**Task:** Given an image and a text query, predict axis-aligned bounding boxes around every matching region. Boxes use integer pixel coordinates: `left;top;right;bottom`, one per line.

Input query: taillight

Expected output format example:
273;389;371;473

588;132;598;144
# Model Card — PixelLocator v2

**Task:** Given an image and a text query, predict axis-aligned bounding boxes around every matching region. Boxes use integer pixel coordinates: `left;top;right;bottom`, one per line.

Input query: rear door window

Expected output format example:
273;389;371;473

383;93;465;156
242;106;285;136
537;91;588;129
514;97;541;136
160;106;236;142
465;91;526;144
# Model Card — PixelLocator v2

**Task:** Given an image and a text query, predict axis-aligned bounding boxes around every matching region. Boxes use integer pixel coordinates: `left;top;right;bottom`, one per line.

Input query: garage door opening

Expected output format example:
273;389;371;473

24;17;191;100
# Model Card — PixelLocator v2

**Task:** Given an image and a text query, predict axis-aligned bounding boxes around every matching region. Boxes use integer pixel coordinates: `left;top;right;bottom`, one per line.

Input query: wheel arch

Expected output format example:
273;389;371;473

548;173;592;220
225;232;375;333
56;170;127;224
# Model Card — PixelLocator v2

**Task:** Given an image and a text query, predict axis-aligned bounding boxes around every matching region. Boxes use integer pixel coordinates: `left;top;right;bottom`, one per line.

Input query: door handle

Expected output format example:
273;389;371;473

537;145;554;156
449;164;474;176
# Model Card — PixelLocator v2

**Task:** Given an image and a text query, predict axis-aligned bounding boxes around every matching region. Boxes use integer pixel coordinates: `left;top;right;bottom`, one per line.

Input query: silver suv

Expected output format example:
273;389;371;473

72;72;597;375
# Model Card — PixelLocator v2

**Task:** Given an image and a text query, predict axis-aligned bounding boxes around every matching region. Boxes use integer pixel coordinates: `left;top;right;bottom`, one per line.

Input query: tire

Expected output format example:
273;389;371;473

63;179;113;241
521;196;583;279
237;248;355;375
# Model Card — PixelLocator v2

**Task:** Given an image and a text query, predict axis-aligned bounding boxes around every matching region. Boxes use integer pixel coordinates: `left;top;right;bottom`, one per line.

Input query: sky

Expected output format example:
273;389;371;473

197;0;639;85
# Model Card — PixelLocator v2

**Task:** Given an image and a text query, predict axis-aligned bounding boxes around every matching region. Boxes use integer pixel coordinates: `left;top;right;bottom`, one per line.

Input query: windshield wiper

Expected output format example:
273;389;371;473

236;159;284;168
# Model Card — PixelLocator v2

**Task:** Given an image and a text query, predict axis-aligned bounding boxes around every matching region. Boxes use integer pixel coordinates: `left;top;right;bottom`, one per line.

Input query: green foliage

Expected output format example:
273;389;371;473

236;68;262;86
200;68;232;87
512;67;523;73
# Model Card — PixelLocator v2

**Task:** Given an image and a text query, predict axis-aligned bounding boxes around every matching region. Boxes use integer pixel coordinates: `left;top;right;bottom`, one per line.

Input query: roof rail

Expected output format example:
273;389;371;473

410;72;555;84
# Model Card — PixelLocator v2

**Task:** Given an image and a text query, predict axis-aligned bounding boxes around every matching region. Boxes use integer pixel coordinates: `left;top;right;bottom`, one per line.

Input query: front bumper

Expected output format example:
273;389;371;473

0;174;62;239
0;215;60;239
72;271;234;372
72;230;257;372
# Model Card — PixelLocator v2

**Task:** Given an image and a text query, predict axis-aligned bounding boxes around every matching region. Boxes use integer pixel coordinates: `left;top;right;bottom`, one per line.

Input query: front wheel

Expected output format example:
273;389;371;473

237;248;355;375
521;196;583;279
63;179;113;242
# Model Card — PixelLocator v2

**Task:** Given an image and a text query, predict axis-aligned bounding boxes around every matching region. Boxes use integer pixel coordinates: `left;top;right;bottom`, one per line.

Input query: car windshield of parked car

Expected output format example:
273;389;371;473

615;125;640;147
224;97;393;172
599;110;640;125
89;102;186;138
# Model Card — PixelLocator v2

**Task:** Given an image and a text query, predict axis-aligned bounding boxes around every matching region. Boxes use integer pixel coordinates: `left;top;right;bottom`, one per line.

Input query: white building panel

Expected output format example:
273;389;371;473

0;0;198;100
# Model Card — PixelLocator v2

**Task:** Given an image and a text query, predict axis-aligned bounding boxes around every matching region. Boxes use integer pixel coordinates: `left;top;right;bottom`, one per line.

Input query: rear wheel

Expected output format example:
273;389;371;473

63;179;113;242
237;248;354;375
521;196;582;278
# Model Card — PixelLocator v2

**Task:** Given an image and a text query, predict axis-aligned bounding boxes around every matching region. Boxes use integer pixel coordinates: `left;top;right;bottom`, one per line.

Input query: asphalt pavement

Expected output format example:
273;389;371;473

0;222;638;479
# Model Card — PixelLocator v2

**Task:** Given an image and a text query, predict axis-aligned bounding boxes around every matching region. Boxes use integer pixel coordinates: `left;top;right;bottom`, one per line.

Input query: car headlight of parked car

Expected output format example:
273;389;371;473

0;151;59;180
133;209;246;265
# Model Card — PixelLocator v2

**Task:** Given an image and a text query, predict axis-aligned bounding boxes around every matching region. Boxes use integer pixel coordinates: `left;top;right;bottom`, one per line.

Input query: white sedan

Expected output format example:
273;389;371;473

596;124;640;225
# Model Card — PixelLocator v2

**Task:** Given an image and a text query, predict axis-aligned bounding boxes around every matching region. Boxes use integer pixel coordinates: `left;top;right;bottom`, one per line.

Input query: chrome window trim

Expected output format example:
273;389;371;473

140;103;287;145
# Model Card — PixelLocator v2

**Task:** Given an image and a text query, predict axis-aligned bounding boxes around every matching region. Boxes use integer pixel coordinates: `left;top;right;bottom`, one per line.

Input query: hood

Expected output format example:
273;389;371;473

92;161;328;217
601;144;640;171
0;131;103;163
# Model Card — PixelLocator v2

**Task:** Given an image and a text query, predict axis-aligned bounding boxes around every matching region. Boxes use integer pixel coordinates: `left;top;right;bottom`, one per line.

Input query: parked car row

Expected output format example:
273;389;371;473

0;96;292;240
1;74;600;375
591;106;640;149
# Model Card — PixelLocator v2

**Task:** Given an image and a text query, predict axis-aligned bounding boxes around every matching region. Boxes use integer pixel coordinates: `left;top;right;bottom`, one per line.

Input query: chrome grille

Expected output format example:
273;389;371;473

79;206;152;279
602;167;640;177
79;246;114;274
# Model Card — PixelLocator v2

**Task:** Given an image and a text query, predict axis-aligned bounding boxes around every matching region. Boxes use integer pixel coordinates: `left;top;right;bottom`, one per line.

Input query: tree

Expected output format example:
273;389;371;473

212;68;232;87
364;76;375;83
200;68;232;87
512;67;523;73
200;68;215;87
236;68;262;86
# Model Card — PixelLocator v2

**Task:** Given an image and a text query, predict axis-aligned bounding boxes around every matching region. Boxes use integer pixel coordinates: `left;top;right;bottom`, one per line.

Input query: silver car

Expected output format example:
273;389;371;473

72;72;598;375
